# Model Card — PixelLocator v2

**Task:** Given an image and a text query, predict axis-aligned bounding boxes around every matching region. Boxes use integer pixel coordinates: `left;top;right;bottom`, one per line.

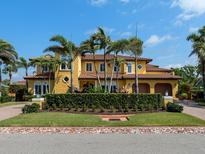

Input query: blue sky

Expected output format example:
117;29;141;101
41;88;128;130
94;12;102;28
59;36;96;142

1;0;205;81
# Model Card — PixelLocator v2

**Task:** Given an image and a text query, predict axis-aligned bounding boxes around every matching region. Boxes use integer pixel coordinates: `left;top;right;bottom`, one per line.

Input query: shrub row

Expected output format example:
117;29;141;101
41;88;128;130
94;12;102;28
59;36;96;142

0;96;15;103
45;93;162;112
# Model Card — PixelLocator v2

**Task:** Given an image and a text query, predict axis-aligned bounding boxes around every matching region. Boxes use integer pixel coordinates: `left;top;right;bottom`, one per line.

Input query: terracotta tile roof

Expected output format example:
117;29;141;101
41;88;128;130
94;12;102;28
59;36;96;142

10;80;26;85
146;64;172;72
24;72;54;80
79;73;181;80
81;54;152;63
123;74;181;80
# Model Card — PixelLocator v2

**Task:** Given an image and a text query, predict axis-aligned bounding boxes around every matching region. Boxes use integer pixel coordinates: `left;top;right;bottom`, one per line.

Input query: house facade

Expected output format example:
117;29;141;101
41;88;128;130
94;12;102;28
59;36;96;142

24;54;181;99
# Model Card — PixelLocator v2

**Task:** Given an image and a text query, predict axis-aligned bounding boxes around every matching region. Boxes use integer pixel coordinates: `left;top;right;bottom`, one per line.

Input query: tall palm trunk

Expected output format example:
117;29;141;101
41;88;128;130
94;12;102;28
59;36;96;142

0;62;2;97
116;58;119;92
202;60;205;99
134;55;139;94
104;48;107;92
48;66;51;94
25;67;29;93
9;72;12;85
109;55;116;93
93;53;101;88
70;59;74;93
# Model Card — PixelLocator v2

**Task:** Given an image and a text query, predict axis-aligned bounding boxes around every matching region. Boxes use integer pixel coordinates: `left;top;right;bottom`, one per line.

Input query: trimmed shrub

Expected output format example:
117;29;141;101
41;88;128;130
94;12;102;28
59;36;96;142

0;96;15;103
180;93;188;100
166;102;183;113
45;93;162;112
22;103;40;114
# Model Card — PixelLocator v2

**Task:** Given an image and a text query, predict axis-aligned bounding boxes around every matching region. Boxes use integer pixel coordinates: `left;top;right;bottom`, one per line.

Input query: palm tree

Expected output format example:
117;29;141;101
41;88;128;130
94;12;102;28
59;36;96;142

187;26;205;98
3;63;17;84
128;37;143;94
44;35;78;93
17;57;32;91
91;27;111;92
0;39;18;94
30;56;61;94
107;39;129;92
79;38;102;88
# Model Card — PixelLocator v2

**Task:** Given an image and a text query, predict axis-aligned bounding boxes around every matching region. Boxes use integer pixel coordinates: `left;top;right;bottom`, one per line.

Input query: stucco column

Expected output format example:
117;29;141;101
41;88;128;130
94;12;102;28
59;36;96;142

150;82;155;94
171;82;178;99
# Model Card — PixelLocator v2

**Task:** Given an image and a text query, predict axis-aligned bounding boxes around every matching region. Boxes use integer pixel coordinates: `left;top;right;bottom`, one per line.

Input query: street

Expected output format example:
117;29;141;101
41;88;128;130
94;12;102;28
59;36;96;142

0;134;205;154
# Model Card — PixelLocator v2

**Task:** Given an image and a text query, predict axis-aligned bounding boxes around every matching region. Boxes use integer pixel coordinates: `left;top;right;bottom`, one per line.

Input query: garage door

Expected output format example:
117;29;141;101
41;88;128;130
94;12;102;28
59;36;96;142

132;83;150;93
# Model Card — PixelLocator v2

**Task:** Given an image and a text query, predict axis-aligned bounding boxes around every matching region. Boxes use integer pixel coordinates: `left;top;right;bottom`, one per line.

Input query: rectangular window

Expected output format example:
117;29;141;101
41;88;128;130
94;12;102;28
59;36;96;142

111;85;117;93
60;55;71;70
42;65;48;73
100;63;105;72
127;63;132;73
86;63;93;72
35;84;41;95
114;63;120;72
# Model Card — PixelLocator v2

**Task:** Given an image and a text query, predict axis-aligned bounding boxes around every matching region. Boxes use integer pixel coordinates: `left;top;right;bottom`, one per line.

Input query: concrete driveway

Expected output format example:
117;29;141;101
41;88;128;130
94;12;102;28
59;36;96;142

178;100;205;120
0;134;205;154
0;104;24;121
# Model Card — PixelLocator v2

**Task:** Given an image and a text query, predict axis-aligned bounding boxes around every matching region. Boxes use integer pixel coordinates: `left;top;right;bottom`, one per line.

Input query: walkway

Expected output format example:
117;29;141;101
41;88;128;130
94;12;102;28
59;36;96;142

178;100;205;120
0;104;24;121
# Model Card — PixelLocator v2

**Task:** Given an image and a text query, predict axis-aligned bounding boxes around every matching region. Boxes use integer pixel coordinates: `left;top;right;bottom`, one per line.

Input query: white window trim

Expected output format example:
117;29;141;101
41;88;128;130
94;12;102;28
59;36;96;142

85;62;93;72
127;62;132;74
34;81;49;96
60;63;71;71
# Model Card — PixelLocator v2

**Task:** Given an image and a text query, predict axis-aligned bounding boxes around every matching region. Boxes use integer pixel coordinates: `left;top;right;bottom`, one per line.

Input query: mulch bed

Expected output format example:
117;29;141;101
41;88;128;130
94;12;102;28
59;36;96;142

1;127;205;134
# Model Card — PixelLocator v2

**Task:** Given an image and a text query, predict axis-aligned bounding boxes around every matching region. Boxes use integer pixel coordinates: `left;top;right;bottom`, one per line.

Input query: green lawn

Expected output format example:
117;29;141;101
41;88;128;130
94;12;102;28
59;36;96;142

0;102;25;107
0;112;205;127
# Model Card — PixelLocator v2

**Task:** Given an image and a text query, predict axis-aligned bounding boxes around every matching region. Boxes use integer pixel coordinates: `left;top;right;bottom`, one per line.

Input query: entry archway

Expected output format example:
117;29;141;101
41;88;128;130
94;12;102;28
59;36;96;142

155;83;172;96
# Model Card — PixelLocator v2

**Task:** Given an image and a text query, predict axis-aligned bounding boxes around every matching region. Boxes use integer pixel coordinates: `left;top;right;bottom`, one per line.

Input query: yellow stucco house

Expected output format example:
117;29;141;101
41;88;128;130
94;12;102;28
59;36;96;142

24;54;181;99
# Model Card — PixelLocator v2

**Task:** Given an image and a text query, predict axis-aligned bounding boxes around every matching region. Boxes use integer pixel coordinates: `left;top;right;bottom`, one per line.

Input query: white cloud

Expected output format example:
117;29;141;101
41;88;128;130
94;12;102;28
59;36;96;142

189;27;199;33
120;0;130;4
89;0;108;6
164;64;183;69
171;0;205;22
119;31;132;37
145;35;173;46
89;0;130;6
85;27;115;35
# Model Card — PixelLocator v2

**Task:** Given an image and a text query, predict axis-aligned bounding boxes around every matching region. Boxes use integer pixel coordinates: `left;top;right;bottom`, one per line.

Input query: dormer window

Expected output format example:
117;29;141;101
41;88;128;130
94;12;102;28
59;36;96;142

127;63;132;73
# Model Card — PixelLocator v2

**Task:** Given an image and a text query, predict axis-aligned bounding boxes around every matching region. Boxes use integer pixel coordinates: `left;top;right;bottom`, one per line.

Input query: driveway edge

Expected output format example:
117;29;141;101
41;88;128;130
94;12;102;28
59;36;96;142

1;127;205;134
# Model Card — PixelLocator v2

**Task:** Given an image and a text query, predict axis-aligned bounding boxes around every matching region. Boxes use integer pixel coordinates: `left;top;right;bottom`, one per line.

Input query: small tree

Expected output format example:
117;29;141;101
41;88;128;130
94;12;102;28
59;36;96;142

3;63;18;84
17;57;32;92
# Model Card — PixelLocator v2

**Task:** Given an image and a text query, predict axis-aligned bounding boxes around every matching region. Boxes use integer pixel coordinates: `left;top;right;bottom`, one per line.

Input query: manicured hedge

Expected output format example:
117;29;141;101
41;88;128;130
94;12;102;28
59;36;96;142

45;93;162;112
0;96;15;103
